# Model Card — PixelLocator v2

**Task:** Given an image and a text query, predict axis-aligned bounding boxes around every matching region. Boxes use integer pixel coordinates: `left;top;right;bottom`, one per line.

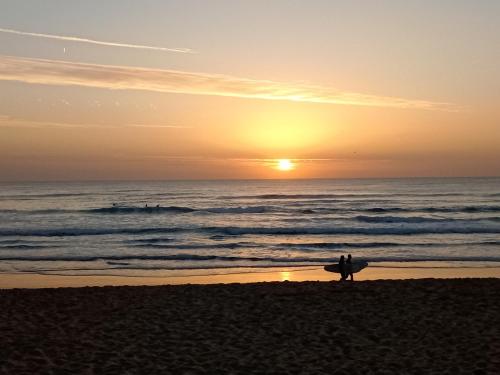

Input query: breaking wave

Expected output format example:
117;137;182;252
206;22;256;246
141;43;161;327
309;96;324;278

354;215;500;224
3;223;500;237
3;254;500;267
3;204;500;216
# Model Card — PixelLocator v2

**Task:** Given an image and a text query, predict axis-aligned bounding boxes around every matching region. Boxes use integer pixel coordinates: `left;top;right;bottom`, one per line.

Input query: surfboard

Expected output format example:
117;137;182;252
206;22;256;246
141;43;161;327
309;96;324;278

324;261;368;274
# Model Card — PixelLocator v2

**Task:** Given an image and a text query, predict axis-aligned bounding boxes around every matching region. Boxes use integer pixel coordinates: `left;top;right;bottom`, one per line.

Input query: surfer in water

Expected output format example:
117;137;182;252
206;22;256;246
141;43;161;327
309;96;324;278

346;254;354;281
338;255;346;281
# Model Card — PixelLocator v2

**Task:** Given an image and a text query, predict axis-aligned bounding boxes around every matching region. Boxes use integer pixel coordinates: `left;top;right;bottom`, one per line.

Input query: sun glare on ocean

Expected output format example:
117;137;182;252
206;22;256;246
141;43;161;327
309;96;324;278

276;159;295;171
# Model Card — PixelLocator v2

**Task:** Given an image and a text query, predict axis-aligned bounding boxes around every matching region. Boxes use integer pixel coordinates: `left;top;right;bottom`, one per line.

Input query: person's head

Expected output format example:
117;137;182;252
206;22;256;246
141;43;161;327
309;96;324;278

340;255;345;261
347;254;352;260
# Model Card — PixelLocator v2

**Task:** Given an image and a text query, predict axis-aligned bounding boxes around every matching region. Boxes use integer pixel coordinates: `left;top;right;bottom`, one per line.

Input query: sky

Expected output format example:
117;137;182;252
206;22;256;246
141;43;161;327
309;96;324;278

0;0;499;181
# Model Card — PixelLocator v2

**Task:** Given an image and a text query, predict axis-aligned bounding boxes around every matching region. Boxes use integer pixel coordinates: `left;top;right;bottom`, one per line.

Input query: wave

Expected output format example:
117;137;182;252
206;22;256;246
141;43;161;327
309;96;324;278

354;215;500;224
0;206;197;215
226;194;354;200
0;205;280;215
107;261;131;266
4;203;500;216
0;239;60;249
128;239;500;251
3;222;500;237
277;241;434;249
0;244;56;250
131;242;262;250
0;253;307;262
127;237;175;244
276;240;500;250
356;215;441;224
476;241;500;246
3;253;500;265
88;206;196;214
219;192;470;200
205;225;500;236
85;205;276;214
361;206;500;214
206;206;274;214
122;238;500;252
423;206;500;213
0;239;27;244
0;227;186;237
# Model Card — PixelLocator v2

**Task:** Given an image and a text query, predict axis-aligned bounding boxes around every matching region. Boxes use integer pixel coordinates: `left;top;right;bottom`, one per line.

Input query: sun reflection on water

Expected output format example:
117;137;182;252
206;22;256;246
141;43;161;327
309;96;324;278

280;271;291;281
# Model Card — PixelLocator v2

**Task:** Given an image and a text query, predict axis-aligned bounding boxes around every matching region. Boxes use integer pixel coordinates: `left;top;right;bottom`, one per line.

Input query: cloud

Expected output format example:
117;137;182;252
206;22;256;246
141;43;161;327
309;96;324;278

0;114;191;129
0;27;194;54
124;156;391;165
0;55;454;110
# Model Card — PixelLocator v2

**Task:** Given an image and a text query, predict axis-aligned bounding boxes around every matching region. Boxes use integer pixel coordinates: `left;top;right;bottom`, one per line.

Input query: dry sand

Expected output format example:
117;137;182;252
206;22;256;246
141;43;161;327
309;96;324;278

1;279;500;374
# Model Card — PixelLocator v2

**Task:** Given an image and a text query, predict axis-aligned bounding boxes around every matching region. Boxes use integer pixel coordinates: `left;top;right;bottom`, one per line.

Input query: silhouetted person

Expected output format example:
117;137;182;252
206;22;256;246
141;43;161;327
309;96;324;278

338;255;346;281
346;254;354;281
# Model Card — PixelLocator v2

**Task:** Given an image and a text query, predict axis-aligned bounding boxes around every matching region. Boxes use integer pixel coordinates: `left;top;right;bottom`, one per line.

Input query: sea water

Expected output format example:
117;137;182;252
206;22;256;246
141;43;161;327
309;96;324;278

1;178;500;278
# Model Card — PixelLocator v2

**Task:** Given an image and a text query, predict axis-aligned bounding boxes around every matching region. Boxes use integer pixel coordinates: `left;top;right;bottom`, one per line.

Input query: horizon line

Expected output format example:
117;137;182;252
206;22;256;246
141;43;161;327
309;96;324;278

1;175;498;184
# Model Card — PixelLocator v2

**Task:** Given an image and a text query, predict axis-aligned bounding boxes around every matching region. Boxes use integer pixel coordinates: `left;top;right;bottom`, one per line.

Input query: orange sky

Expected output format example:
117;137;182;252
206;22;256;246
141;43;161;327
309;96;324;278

1;1;499;181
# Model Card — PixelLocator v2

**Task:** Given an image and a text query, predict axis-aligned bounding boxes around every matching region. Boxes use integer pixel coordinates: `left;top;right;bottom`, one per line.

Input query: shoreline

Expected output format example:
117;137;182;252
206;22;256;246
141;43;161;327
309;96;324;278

2;265;500;289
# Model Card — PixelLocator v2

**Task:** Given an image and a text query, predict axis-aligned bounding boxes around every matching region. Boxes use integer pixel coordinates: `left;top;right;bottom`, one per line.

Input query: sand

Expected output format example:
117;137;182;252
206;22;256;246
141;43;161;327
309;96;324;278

2;265;500;289
1;279;499;374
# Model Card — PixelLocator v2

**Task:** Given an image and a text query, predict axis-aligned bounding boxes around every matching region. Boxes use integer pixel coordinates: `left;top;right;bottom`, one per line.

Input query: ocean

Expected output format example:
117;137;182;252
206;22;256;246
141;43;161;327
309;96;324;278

1;177;500;278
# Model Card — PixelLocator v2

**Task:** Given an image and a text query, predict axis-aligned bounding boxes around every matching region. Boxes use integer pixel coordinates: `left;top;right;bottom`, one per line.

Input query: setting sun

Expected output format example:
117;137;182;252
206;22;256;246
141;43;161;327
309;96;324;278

276;159;295;171
1;3;499;373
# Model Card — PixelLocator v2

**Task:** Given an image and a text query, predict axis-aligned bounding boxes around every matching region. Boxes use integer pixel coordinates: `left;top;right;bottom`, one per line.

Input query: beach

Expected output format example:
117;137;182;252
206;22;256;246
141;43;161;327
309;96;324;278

1;278;499;374
2;264;500;289
2;179;500;373
3;0;500;372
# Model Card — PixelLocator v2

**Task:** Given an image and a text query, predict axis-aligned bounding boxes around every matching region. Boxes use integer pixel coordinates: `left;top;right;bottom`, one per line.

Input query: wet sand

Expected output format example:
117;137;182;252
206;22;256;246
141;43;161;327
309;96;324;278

1;279;499;374
2;265;500;289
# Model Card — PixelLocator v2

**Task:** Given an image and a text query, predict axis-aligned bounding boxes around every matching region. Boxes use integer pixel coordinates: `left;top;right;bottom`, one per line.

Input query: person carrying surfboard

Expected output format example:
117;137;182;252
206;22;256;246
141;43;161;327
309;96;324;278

338;255;346;281
324;256;368;279
346;254;354;281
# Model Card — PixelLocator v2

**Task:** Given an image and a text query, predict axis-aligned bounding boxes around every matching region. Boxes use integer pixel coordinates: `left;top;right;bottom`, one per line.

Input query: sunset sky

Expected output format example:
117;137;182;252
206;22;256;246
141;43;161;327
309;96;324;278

1;0;499;181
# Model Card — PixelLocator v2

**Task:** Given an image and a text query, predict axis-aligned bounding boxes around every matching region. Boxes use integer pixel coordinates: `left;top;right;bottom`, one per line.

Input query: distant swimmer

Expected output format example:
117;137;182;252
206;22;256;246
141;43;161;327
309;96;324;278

156;204;160;208
145;204;148;208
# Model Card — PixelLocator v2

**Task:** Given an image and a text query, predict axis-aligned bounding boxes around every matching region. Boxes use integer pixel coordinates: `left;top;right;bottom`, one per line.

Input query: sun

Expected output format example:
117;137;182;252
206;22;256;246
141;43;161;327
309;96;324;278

276;159;295;171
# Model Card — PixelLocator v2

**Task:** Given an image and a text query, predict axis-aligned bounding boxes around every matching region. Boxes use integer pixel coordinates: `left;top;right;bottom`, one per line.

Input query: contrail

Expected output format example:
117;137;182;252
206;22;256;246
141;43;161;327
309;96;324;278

0;55;455;110
0;115;192;129
0;27;195;54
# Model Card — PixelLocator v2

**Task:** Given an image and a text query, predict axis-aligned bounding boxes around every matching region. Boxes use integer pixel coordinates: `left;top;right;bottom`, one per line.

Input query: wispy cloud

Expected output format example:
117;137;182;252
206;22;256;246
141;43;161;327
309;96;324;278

125;124;191;129
0;114;191;129
0;27;195;54
126;156;391;164
0;55;454;110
